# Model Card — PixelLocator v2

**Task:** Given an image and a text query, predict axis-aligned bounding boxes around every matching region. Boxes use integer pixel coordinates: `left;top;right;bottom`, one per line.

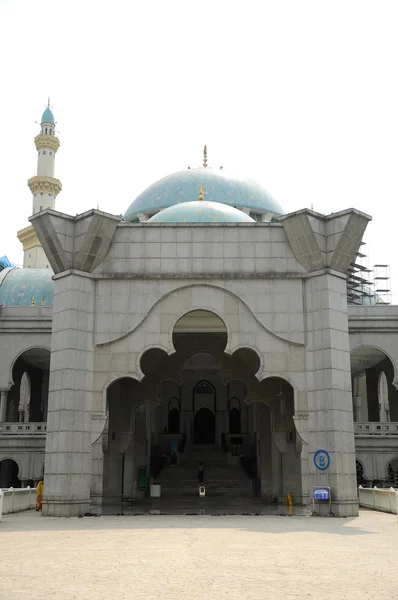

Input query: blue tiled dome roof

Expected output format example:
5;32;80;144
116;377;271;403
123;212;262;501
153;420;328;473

0;268;54;307
125;167;283;221
41;107;55;124
147;201;255;223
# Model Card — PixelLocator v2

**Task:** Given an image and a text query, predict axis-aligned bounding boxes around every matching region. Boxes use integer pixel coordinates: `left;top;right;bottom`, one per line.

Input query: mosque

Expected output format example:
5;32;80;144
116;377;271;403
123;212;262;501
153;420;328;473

0;103;397;517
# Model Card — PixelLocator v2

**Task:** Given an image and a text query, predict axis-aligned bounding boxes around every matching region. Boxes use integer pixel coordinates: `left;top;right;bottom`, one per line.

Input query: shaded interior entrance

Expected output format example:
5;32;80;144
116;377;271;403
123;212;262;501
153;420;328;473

99;310;302;513
0;458;20;488
194;407;215;444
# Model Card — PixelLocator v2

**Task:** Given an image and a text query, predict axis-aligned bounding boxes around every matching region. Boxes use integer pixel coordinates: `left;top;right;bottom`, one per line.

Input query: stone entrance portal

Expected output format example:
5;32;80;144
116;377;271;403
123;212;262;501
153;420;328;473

97;309;303;512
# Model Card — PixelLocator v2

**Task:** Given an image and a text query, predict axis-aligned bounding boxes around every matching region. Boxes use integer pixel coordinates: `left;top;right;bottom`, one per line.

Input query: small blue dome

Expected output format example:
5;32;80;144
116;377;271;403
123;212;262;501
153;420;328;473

147;201;255;223
125;167;283;221
0;268;54;307
41;107;55;124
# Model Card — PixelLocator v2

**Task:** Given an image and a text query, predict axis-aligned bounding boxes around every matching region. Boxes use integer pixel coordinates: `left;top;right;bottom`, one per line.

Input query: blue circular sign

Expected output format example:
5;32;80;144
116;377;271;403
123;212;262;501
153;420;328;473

313;449;330;471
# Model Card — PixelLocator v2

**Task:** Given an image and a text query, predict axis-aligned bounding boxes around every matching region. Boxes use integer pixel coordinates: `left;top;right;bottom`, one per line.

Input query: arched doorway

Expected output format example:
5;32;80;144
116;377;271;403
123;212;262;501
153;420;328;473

194;408;215;444
168;397;180;434
102;377;147;505
387;458;398;486
0;458;20;488
7;348;50;422
350;346;398;422
229;397;241;433
356;459;367;486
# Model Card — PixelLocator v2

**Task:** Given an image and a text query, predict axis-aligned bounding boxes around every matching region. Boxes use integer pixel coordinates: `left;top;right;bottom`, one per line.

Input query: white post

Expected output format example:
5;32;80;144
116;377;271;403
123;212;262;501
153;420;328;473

389;487;395;513
396;491;398;523
0;489;3;522
9;487;15;513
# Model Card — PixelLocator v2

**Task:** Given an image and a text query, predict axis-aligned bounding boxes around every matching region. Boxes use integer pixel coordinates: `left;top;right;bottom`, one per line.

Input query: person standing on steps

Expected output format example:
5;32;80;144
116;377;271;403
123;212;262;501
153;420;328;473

198;462;204;484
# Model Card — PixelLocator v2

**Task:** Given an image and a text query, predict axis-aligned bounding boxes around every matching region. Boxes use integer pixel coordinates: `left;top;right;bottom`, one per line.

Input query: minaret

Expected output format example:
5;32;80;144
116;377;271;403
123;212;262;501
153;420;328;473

17;100;62;268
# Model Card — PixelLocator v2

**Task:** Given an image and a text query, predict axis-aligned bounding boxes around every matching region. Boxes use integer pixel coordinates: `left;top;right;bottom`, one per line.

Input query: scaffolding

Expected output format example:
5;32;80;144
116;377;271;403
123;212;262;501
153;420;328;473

373;264;391;305
346;243;392;306
347;243;374;305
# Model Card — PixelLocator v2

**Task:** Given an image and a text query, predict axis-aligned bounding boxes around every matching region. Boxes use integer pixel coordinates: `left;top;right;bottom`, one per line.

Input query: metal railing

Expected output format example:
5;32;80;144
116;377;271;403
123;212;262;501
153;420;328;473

0;422;47;435
354;422;398;435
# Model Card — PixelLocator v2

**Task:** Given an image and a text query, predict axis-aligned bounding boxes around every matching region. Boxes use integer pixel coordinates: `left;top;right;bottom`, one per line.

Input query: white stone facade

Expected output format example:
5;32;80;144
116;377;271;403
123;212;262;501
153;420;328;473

2;202;398;516
14;207;364;516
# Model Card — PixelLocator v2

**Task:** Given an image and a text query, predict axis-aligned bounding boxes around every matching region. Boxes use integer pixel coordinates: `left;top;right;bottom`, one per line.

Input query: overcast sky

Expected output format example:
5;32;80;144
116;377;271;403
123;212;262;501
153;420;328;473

1;0;397;299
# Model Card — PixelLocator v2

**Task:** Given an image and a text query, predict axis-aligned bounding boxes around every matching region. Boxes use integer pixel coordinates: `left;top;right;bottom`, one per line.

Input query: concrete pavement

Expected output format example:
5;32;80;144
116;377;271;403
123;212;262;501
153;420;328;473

0;510;397;600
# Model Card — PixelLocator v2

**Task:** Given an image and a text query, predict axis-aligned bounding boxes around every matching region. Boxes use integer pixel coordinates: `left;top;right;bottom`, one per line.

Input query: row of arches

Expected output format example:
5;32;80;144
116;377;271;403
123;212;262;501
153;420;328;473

1;348;50;423
356;458;398;488
166;382;242;436
351;346;398;423
2;338;398;426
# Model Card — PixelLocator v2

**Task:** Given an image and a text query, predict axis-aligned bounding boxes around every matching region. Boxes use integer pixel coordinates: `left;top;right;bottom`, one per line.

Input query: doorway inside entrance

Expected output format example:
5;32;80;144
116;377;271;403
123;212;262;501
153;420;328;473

194;408;215;444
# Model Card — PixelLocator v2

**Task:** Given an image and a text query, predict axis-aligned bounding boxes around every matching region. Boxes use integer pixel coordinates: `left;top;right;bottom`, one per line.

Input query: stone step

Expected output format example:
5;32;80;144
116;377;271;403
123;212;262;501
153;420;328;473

159;443;254;502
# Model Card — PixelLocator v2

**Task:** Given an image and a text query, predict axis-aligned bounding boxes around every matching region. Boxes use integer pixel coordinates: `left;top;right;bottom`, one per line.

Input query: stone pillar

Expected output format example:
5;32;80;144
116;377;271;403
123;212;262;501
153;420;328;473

257;404;273;499
42;272;95;517
305;272;358;516
378;371;389;422
0;390;8;422
352;396;362;423
280;207;371;516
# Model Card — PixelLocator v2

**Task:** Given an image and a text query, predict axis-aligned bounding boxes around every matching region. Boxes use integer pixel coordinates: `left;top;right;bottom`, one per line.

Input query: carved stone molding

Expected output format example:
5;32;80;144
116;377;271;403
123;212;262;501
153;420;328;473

17;224;41;251
28;176;62;197
34;134;60;153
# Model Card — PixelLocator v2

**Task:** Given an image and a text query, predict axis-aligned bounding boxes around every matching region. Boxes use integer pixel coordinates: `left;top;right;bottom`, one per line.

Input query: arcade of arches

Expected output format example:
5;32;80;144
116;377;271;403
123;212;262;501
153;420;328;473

350;347;398;423
2;348;50;423
100;311;303;506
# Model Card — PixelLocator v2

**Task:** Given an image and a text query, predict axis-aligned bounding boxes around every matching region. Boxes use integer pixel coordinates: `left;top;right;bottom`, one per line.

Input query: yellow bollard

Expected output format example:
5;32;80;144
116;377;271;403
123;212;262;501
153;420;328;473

285;493;293;516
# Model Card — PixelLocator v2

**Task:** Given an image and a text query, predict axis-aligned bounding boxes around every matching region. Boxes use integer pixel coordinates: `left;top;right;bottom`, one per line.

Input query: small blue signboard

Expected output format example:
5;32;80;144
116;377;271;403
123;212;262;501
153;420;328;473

313;449;330;471
313;487;330;501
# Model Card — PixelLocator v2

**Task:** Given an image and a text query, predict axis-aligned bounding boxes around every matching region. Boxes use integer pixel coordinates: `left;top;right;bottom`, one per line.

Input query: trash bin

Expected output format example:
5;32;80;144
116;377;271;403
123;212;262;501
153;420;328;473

150;484;161;498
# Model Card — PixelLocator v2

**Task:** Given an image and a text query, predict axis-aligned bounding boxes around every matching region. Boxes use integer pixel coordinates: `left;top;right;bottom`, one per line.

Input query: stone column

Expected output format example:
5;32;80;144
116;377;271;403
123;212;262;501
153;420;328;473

305;272;358;516
257;404;273;499
42;272;95;517
0;390;8;422
352;396;362;423
280;207;371;517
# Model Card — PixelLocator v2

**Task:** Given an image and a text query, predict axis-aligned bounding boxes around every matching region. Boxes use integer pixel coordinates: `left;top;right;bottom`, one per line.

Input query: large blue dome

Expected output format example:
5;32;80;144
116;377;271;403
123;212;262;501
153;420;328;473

41;107;55;124
0;268;54;307
124;167;283;221
147;201;255;223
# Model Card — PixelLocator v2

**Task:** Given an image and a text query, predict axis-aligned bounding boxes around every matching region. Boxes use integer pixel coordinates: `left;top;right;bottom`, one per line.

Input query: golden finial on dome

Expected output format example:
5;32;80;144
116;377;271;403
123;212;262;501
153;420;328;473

48;96;50;107
198;184;204;201
203;145;207;168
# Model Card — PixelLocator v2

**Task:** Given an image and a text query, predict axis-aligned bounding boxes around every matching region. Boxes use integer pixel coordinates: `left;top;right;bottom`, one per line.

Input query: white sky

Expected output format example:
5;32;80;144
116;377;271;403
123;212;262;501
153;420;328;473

1;0;397;298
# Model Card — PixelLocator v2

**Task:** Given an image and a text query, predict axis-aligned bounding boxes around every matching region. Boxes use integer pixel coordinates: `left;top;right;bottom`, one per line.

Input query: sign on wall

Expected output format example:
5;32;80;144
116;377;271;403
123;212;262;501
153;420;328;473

313;487;330;501
313;449;330;471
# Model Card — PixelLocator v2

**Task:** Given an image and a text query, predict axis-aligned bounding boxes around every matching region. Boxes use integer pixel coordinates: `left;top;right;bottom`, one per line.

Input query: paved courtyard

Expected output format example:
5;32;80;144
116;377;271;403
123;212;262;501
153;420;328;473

0;510;397;600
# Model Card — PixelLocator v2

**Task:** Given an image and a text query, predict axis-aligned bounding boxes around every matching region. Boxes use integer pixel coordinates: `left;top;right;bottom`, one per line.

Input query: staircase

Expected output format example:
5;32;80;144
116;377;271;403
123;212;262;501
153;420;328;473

149;444;256;512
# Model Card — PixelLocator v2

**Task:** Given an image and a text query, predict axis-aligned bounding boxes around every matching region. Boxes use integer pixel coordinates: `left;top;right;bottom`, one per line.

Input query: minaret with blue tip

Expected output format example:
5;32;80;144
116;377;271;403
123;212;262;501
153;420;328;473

28;99;62;215
17;100;62;268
